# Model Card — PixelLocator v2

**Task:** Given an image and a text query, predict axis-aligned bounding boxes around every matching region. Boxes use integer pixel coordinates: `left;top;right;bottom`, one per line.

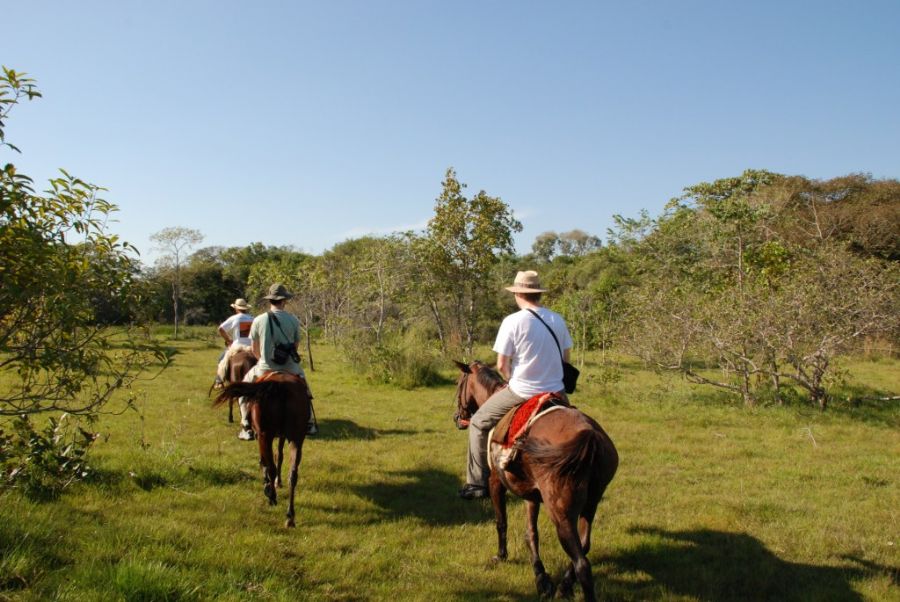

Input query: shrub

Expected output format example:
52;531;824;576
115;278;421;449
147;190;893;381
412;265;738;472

0;414;97;501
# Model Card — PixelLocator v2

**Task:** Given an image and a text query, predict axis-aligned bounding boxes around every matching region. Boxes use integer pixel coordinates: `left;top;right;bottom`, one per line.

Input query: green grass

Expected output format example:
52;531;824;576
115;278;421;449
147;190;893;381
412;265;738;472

2;339;898;601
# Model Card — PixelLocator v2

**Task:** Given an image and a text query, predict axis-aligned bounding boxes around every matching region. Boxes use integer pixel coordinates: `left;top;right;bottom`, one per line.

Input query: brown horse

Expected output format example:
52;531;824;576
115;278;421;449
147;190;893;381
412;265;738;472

453;360;618;601
214;373;311;528
209;349;257;423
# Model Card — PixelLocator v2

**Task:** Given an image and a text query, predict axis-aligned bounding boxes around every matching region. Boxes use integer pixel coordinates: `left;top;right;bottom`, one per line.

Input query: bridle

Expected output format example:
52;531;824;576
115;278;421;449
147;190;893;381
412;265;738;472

453;370;475;430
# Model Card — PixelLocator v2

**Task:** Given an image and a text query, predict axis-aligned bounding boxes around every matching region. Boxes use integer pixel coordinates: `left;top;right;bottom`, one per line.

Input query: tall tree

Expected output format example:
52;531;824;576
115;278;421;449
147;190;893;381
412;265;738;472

150;227;203;339
418;168;521;355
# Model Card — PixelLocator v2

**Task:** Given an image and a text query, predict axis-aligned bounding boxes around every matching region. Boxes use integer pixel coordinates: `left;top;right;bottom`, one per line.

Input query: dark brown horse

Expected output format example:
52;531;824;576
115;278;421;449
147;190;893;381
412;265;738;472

209;349;257;423
454;360;618;601
214;373;311;528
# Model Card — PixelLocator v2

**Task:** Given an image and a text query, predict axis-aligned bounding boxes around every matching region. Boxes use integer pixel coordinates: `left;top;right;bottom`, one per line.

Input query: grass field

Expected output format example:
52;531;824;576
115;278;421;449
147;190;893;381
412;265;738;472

2;333;898;601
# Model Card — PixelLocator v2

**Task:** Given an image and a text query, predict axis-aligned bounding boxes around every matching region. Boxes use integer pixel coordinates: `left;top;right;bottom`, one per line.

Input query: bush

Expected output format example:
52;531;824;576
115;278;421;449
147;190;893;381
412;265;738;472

344;331;444;389
0;414;97;501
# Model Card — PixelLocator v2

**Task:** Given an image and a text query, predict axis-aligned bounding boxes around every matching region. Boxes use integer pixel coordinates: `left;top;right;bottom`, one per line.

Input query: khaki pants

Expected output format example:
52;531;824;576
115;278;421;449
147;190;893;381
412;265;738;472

465;387;526;487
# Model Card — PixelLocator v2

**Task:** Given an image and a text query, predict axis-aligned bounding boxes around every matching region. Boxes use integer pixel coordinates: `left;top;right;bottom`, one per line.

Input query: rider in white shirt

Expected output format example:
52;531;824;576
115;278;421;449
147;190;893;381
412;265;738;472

459;271;573;500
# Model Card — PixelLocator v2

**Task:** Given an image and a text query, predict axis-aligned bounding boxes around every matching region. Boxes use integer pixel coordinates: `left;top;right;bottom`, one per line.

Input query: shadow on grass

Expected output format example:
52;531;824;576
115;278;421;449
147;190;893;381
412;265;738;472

315;418;419;441
607;526;888;601
0;522;68;591
187;465;255;486
822;383;900;428
351;467;492;526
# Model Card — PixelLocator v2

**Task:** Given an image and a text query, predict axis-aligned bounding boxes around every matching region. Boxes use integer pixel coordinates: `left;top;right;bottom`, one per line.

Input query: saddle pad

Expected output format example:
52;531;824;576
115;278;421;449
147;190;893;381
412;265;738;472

492;392;567;449
256;371;306;385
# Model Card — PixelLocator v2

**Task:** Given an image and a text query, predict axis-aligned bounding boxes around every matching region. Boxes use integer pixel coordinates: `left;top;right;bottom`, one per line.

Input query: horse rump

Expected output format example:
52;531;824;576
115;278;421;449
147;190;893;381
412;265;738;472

518;428;608;479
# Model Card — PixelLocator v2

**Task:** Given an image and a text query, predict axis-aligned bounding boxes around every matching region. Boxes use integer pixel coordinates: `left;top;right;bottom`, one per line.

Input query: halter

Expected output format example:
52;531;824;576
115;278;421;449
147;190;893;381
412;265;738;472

454;371;474;429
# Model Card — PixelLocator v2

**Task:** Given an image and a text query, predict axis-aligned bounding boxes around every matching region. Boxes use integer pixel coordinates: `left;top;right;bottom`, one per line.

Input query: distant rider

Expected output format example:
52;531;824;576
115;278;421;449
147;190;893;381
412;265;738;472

214;298;254;388
237;283;318;440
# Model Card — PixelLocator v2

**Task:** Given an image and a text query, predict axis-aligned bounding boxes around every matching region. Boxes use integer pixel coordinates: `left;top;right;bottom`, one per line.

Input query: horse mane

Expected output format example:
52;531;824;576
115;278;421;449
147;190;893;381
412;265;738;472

472;361;506;394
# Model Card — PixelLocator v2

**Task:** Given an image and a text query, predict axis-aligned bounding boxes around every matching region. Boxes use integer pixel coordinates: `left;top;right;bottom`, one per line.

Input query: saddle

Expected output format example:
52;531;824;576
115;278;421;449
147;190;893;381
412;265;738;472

256;371;306;385
489;392;569;471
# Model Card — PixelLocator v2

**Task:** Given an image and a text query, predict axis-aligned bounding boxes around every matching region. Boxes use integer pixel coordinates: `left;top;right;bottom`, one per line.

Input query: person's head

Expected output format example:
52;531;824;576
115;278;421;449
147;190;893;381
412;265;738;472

504;270;547;306
230;298;251;314
263;283;294;308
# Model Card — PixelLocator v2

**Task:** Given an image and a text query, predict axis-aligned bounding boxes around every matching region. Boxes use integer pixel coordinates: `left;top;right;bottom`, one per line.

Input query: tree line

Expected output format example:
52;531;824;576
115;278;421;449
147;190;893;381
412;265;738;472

3;66;898;497
138;170;899;408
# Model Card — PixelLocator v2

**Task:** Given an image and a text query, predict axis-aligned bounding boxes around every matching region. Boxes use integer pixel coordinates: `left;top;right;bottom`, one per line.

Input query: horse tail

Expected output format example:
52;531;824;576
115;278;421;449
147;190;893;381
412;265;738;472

212;381;287;408
519;428;609;480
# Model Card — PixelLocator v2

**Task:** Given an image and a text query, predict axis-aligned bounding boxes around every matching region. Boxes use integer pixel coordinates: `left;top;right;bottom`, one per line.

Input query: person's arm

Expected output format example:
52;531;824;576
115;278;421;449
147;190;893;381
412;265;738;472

252;338;261;360
563;348;571;363
218;326;232;347
497;353;512;381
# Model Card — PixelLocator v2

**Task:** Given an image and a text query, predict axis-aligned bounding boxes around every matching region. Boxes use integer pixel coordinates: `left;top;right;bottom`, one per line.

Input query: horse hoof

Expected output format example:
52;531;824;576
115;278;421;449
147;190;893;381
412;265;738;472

535;574;555;599
557;580;574;599
285;518;295;528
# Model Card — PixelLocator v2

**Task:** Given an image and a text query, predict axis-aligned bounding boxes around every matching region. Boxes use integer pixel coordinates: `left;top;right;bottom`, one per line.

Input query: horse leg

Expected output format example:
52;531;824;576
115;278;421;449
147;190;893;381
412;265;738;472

228;398;234;423
551;509;596;602
284;438;302;528
275;436;286;488
489;472;508;561
257;432;277;506
559;510;596;599
524;500;555;599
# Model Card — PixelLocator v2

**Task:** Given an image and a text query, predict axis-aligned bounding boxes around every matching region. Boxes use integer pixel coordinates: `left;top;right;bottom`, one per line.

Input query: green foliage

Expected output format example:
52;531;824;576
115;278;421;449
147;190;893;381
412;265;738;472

415;167;522;355
0;340;897;600
0;414;96;500
1;67;167;418
344;329;444;389
619;170;900;408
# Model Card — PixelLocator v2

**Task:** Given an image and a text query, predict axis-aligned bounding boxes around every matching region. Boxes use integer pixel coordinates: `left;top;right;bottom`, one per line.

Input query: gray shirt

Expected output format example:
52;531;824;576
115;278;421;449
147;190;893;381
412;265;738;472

249;309;304;375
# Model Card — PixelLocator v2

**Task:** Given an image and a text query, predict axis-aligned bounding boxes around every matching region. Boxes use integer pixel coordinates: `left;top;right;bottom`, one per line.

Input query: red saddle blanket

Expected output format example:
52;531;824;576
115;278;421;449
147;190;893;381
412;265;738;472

494;392;567;449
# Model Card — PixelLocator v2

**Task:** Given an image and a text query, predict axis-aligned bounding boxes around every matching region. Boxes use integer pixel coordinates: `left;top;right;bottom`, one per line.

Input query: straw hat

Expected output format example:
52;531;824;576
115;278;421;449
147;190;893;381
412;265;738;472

504;270;548;293
230;298;251;311
263;283;294;301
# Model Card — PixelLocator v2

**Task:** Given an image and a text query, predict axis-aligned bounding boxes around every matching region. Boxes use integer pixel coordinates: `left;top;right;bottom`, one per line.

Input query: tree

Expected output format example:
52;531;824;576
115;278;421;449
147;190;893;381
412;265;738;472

150;227;203;339
618;170;899;408
558;229;602;257
417;168;521;355
532;231;559;263
0;67;166;420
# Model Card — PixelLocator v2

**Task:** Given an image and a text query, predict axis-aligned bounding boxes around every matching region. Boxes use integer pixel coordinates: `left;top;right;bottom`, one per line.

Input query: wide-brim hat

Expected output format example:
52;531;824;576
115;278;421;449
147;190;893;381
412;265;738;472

263;283;294;301
230;298;251;311
504;270;548;293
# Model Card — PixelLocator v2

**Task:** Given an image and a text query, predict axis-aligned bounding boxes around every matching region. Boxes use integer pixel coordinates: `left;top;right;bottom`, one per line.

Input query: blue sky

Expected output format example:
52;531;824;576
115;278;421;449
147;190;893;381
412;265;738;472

4;1;899;264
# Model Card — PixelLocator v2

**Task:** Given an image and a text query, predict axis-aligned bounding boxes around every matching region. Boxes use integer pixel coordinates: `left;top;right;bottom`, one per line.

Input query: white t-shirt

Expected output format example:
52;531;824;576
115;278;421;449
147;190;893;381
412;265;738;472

219;312;254;347
493;307;573;398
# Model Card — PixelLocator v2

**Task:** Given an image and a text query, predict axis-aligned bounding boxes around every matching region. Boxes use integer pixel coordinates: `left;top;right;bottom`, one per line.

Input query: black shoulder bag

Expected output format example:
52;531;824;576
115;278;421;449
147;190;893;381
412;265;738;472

267;312;300;365
526;309;579;394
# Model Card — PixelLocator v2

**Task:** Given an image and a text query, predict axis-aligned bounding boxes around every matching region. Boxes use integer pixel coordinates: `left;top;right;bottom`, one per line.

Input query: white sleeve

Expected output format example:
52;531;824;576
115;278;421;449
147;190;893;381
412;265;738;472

493;317;516;357
219;315;236;332
559;321;574;351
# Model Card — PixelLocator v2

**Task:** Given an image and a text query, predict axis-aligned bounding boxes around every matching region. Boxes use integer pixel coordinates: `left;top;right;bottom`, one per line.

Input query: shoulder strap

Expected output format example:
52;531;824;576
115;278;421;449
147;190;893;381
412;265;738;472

525;309;564;364
267;311;292;343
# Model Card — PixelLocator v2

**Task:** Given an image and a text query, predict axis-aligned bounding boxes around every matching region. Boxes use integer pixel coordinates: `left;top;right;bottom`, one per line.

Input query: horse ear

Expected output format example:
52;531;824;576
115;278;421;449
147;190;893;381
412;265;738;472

453;360;471;373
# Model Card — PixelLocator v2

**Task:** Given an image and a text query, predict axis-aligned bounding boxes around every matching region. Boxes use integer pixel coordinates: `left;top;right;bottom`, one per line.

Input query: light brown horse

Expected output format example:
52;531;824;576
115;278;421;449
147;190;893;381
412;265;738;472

214;373;311;528
210;349;257;423
454;360;618;601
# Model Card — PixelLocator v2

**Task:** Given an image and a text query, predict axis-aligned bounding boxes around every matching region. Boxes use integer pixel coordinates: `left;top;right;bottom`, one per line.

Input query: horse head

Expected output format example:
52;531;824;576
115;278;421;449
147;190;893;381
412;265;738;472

453;360;478;430
453;360;507;430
